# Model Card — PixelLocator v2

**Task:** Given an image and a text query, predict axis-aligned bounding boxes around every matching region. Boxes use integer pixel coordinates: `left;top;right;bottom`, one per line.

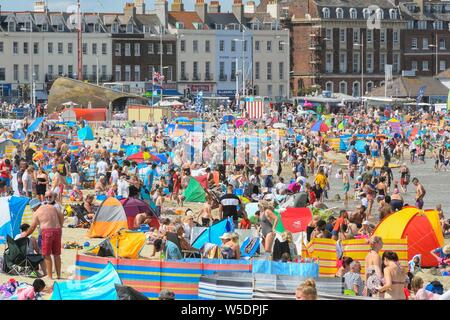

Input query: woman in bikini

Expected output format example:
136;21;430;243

377;251;407;300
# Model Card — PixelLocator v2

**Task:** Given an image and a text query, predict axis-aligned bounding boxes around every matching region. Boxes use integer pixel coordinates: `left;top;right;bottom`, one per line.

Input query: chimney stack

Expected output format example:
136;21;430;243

195;0;208;22
209;1;221;13
154;0;168;29
34;1;48;13
171;0;185;12
124;2;137;19
232;0;244;24
244;1;256;14
266;0;281;20
134;0;146;14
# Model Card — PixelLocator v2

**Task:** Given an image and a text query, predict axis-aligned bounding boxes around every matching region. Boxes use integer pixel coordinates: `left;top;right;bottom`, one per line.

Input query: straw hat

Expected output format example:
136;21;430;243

443;244;450;255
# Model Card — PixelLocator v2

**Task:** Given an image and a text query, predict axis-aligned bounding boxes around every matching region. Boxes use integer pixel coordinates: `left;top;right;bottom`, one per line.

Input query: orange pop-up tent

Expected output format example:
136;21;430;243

373;207;444;267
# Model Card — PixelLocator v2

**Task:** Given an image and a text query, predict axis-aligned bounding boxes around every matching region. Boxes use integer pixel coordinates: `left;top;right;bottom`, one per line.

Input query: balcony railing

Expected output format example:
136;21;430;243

219;74;227;81
231;74;236;81
205;73;213;81
180;73;189;81
192;73;200;81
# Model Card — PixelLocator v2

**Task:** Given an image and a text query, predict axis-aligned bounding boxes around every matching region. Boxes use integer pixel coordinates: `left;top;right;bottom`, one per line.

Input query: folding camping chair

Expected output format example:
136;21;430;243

166;232;199;258
2;235;44;277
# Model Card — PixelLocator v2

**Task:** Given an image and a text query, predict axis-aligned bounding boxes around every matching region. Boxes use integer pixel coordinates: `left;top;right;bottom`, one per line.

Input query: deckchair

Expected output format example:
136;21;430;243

2;235;43;277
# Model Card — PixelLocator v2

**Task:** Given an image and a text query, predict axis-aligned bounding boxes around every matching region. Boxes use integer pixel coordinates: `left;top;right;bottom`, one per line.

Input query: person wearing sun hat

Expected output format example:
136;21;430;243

430;244;450;268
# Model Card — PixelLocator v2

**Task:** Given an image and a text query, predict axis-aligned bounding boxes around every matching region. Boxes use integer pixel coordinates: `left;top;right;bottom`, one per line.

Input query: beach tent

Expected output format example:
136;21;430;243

85;230;146;259
77;125;94;141
120;197;159;230
51;262;121;300
373;207;444;267
311;121;330;132
0;196;30;244
88;197;129;238
192;217;235;250
61;108;107;122
26;117;45;135
183;177;207;203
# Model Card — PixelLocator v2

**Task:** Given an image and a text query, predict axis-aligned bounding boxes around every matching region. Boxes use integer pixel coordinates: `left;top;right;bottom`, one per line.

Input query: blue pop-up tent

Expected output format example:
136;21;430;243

191;217;235;250
51;262;122;300
0;196;30;244
26;117;45;135
77;125;94;141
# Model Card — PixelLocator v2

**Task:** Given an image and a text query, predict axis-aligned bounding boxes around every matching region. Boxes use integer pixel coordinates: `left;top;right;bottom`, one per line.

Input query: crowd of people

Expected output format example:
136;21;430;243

1;100;450;300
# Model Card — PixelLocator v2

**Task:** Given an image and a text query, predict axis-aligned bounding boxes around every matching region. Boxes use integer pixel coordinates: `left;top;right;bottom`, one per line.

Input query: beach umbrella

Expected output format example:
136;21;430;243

279;208;313;234
62;101;78;106
127;151;159;163
311;120;330;132
338;122;345;130
388;118;400;123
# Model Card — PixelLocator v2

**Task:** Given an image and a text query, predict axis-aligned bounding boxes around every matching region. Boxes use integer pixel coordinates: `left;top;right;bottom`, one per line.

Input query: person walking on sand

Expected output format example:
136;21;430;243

412;177;426;209
23;199;64;280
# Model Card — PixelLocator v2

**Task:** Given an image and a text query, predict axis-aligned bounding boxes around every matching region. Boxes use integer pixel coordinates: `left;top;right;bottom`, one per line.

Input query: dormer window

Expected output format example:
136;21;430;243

363;8;370;19
126;23;133;33
350;8;357;19
389;9;397;19
94;23;100;32
215;24;223;30
42;24;48;31
252;22;260;30
322;8;330;19
8;22;16;32
175;22;184;29
112;23;119;33
25;21;32;30
58;23;64;31
376;8;384;20
193;22;203;30
336;8;344;19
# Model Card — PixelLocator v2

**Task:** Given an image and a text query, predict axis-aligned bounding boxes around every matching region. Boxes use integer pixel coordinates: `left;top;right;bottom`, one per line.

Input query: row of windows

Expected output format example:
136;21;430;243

6;21;138;34
177;61;286;82
410;38;446;50
407;20;447;30
178;40;285;53
325;28;399;44
114;43;173;56
114;65;174;82
324;81;378;96
322;7;398;20
410;60;447;72
325;52;401;73
7;64;109;82
6;41;108;55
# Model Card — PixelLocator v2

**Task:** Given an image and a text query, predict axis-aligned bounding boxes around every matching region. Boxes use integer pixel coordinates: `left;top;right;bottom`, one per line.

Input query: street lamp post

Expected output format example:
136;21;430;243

354;32;364;97
21;25;34;106
429;33;438;75
233;36;246;97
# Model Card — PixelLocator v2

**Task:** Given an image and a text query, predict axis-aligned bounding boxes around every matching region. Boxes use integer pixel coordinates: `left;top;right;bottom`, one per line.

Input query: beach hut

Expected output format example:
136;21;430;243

373;207;444;267
88;197;128;238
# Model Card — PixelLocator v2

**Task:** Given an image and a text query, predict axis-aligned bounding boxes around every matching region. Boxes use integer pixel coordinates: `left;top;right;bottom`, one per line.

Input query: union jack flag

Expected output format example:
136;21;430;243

153;72;165;83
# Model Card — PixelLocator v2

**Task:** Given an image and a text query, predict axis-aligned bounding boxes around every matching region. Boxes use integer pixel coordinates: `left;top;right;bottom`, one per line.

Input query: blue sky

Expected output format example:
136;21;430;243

0;0;259;13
